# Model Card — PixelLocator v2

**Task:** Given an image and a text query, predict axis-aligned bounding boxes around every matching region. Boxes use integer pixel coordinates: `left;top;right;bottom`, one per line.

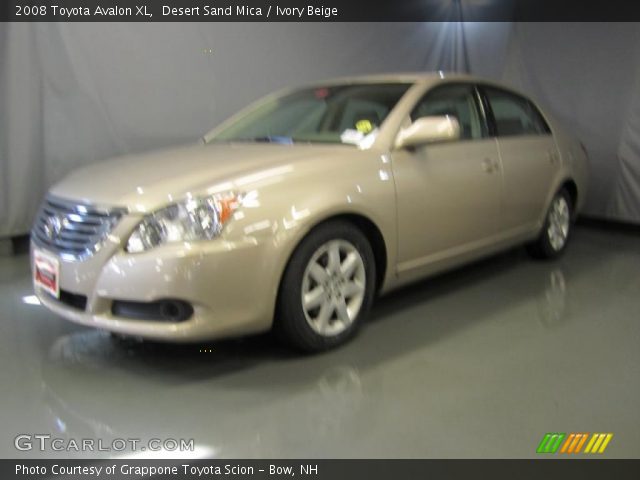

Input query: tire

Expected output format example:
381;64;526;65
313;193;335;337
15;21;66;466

275;220;376;352
527;188;573;259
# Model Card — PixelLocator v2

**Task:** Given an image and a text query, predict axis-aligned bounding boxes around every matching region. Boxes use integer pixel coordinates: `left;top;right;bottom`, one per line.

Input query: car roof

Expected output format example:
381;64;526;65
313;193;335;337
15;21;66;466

302;72;536;104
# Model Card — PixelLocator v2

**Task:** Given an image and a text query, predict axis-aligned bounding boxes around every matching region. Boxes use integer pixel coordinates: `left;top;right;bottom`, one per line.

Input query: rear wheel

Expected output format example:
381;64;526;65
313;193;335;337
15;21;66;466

527;189;573;259
275;221;376;352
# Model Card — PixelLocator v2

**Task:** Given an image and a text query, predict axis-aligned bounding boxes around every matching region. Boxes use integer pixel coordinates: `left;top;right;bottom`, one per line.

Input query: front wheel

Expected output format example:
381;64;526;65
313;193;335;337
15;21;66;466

275;221;376;352
527;189;573;259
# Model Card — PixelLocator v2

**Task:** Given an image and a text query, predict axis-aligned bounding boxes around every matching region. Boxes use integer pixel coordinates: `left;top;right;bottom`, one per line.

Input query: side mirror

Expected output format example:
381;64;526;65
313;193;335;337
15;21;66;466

395;116;461;149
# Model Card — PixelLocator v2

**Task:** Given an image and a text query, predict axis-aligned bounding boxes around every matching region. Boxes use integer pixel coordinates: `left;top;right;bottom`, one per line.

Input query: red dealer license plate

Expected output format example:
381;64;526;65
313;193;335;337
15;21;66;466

34;249;60;299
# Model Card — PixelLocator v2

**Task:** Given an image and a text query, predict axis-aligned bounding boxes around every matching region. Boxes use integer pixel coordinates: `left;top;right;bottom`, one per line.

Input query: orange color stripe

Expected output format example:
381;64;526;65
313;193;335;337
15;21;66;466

560;434;576;453
574;433;589;453
567;434;581;453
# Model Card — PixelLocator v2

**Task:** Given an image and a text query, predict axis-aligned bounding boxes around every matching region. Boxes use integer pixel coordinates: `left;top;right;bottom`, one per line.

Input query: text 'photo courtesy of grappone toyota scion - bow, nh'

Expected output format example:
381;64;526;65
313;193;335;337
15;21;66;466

31;73;589;352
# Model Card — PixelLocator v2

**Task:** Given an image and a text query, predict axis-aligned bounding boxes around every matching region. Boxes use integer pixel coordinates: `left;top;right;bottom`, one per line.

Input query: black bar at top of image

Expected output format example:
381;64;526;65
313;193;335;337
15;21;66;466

3;459;640;480
4;0;640;22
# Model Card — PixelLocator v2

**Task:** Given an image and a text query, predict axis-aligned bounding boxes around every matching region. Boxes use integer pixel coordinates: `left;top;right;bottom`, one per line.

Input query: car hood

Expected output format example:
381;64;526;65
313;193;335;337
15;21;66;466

50;142;354;213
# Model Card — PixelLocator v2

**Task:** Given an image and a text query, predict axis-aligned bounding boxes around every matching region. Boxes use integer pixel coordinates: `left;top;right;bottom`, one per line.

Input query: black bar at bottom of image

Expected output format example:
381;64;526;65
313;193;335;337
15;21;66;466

4;459;640;480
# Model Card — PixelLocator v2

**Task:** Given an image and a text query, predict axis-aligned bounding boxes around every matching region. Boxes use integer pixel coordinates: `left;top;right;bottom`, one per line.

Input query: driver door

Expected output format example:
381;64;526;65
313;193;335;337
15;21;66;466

392;83;503;277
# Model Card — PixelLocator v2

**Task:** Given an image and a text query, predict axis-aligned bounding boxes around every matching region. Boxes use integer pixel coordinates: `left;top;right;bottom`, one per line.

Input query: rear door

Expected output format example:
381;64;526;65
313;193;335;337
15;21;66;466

481;86;557;231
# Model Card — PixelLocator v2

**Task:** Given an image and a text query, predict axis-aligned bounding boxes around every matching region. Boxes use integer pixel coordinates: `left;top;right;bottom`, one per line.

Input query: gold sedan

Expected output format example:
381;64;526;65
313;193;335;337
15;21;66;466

31;74;589;351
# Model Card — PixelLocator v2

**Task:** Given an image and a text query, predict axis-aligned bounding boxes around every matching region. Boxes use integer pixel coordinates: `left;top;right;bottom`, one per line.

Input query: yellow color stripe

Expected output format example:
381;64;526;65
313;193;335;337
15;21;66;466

590;434;606;453
584;434;598;453
597;434;613;453
560;434;575;453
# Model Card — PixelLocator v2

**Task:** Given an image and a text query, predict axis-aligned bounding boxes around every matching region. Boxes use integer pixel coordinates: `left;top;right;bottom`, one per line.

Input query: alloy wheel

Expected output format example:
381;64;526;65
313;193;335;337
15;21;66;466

301;239;366;337
547;195;570;251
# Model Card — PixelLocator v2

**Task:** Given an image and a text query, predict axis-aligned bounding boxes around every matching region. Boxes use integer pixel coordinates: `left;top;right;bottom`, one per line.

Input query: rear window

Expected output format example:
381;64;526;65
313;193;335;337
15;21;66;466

484;87;551;137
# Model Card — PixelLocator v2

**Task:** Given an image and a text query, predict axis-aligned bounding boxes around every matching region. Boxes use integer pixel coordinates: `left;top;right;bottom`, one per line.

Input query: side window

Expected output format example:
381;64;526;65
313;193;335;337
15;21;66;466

411;84;486;141
484;87;551;137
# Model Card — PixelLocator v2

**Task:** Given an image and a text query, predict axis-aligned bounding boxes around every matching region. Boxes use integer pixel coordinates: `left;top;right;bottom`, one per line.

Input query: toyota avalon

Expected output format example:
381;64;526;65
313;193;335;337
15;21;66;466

31;74;589;351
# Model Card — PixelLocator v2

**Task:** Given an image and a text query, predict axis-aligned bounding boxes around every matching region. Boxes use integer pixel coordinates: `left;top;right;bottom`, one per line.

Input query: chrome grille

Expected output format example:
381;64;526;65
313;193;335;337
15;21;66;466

32;195;126;261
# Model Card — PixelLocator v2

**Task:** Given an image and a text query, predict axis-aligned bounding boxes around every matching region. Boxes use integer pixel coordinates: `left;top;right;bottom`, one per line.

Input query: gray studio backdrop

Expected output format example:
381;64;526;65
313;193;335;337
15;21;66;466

1;22;639;237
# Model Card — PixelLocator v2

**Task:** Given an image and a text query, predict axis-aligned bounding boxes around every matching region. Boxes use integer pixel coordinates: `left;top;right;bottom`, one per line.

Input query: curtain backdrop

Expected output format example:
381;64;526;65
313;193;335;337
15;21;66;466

496;23;640;222
1;22;639;237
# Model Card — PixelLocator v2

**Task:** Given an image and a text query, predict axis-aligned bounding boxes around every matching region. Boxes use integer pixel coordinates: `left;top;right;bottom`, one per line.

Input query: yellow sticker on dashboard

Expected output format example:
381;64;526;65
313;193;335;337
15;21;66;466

355;119;373;134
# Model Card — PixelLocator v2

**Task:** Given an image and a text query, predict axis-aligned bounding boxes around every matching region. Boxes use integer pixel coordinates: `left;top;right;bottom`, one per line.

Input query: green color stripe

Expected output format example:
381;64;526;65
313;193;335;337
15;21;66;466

549;433;566;453
537;433;566;453
537;433;553;453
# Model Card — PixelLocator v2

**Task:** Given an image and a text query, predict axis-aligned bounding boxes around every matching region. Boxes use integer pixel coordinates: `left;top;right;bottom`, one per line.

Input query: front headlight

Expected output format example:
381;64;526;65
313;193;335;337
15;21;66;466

126;192;242;253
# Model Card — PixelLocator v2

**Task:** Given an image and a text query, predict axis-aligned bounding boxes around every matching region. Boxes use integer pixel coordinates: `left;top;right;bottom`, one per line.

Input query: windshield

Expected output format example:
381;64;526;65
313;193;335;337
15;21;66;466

207;83;411;146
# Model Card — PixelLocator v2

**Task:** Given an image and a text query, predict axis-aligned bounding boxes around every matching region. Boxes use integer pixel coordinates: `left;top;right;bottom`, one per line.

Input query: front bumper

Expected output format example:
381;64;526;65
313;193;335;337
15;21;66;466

31;225;280;342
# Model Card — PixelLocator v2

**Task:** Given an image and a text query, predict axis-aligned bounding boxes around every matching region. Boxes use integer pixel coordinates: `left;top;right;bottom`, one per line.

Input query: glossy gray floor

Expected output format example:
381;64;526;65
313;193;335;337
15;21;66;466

1;226;638;459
